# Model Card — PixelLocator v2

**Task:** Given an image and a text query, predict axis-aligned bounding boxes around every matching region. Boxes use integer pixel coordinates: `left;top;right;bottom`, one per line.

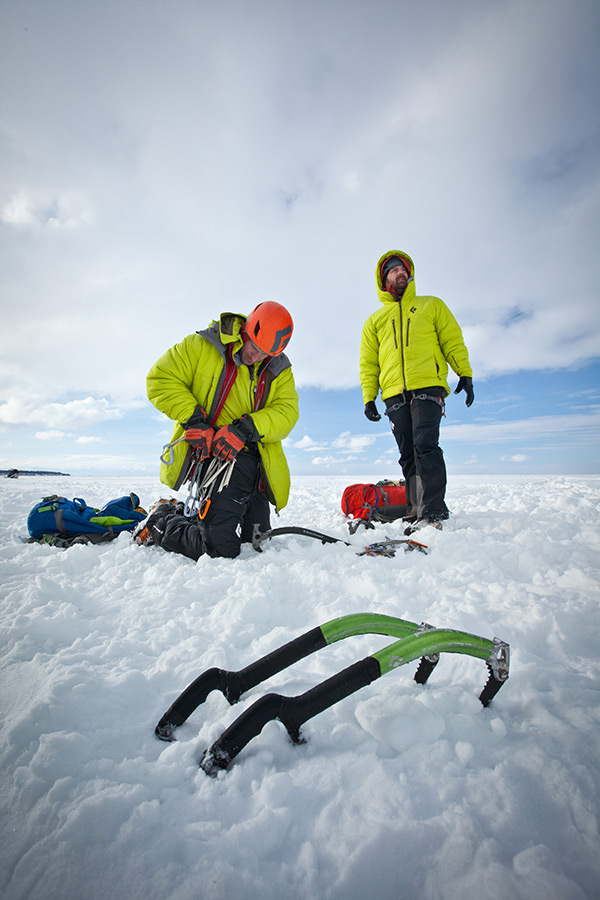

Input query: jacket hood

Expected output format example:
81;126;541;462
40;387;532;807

217;312;246;346
376;250;415;303
198;313;245;354
200;313;291;374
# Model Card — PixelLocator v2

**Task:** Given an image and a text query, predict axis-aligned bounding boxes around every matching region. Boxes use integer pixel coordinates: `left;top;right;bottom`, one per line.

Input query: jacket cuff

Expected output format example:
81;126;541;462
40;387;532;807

237;414;261;443
182;404;209;429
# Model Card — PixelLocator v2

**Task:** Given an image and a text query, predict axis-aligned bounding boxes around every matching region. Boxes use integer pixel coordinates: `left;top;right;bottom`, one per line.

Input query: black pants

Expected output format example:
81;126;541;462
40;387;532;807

156;449;270;561
385;388;448;519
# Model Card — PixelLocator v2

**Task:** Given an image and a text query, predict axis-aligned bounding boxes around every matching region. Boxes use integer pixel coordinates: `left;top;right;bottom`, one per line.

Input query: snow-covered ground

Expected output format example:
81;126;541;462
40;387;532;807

1;474;599;900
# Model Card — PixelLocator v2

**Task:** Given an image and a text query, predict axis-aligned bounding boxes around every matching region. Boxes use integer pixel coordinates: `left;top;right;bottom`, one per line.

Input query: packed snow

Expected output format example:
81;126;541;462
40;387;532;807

1;473;599;900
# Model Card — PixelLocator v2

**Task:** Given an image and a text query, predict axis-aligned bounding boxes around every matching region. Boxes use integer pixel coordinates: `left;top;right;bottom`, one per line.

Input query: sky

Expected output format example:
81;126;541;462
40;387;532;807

1;0;599;477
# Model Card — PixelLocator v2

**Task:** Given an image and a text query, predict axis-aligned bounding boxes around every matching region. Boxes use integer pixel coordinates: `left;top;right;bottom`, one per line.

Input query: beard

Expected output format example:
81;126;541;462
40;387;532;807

387;274;408;297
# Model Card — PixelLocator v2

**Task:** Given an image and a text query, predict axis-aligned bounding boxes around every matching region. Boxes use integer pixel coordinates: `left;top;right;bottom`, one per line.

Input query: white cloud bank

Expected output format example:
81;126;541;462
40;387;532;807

0;397;123;430
0;0;598;415
290;408;600;471
442;410;600;445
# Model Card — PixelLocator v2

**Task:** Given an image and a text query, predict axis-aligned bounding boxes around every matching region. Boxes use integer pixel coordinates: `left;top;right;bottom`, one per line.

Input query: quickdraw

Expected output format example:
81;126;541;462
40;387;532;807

184;456;236;519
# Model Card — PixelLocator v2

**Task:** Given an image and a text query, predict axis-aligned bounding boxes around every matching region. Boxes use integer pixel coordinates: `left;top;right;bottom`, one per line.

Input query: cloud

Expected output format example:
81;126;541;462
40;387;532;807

287;430;382;462
35;430;68;441
75;435;106;444
34;429;107;444
1;190;93;228
0;0;598;410
443;411;600;445
288;434;326;451
1;0;599;480
0;397;123;430
1;192;39;226
311;456;338;467
63;453;151;473
331;432;377;452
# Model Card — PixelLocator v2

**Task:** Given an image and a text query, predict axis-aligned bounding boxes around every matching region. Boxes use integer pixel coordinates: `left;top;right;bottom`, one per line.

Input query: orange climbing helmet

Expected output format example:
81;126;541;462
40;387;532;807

245;301;293;356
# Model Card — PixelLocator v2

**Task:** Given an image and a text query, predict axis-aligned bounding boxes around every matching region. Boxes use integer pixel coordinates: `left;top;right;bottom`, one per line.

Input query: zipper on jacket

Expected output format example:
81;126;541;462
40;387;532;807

406;318;411;347
398;302;407;390
392;320;398;349
248;364;256;410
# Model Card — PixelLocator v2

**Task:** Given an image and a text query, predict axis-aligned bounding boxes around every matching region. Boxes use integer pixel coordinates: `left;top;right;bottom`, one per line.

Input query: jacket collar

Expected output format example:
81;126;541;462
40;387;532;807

377;278;416;306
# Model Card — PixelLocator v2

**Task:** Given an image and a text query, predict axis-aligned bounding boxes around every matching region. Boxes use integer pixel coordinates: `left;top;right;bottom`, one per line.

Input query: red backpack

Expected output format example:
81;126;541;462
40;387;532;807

341;480;409;532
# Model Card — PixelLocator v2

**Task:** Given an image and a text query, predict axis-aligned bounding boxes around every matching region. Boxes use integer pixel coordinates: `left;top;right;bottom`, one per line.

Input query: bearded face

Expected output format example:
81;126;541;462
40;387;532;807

385;264;409;297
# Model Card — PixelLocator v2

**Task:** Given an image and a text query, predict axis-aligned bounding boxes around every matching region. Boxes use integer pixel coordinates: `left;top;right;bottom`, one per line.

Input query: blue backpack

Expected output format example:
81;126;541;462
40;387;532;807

27;493;147;547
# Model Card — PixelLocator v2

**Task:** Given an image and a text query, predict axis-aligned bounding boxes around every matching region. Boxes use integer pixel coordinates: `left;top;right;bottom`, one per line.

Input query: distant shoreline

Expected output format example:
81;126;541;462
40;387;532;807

1;470;71;477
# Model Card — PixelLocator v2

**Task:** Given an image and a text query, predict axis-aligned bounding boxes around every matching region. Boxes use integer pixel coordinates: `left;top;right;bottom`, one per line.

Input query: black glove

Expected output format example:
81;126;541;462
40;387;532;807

183;405;210;429
454;376;474;407
364;401;381;422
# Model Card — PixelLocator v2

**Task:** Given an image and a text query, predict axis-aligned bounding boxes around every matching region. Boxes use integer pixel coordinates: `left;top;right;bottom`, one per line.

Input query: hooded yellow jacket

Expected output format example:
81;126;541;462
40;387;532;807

147;312;299;510
360;251;473;402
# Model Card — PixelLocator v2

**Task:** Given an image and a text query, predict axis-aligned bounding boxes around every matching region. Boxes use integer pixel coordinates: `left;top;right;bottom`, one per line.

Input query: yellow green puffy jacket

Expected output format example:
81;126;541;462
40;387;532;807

147;312;299;510
360;251;473;402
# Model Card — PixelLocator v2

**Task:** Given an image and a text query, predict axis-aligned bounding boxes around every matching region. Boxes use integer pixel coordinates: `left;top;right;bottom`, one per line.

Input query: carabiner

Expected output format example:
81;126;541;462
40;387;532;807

160;436;186;466
198;498;212;520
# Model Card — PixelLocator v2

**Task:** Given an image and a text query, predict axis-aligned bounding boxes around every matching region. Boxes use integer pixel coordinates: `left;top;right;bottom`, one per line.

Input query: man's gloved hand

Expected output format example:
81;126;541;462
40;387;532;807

184;405;210;428
454;376;474;407
364;401;381;422
183;407;213;460
184;425;214;459
212;415;260;462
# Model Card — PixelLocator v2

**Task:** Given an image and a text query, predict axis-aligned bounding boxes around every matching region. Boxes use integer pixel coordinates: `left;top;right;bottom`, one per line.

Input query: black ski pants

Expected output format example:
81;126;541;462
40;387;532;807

157;448;270;561
385;388;448;519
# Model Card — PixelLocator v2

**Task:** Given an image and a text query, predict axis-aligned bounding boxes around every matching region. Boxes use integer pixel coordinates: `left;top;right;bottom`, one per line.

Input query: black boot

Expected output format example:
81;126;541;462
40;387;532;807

133;499;180;545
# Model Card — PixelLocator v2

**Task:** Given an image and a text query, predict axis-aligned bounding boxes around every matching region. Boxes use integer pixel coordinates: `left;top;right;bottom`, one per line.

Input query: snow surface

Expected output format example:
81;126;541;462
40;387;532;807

1;474;599;900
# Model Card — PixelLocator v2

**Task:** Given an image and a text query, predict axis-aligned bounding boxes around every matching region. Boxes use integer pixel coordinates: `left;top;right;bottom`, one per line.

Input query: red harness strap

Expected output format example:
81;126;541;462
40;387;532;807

209;346;238;426
253;368;268;411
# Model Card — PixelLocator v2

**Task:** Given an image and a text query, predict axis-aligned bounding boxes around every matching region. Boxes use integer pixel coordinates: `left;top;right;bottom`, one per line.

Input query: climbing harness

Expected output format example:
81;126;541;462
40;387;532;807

385;391;445;415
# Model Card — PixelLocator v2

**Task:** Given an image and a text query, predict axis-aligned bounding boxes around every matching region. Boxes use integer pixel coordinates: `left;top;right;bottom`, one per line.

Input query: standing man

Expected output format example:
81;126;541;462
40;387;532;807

360;251;474;531
139;301;299;559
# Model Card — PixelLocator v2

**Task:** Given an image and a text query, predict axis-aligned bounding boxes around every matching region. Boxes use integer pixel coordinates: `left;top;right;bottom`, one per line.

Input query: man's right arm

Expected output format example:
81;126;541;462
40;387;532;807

147;335;205;425
359;318;381;405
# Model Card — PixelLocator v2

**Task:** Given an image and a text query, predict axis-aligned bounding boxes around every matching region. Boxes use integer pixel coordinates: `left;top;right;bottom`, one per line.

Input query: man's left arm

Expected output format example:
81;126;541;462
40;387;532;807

436;301;474;406
435;301;473;379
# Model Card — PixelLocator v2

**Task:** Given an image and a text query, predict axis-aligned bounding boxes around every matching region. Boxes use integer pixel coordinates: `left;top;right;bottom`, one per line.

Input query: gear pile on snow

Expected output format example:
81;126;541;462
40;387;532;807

27;494;147;548
341;480;410;533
